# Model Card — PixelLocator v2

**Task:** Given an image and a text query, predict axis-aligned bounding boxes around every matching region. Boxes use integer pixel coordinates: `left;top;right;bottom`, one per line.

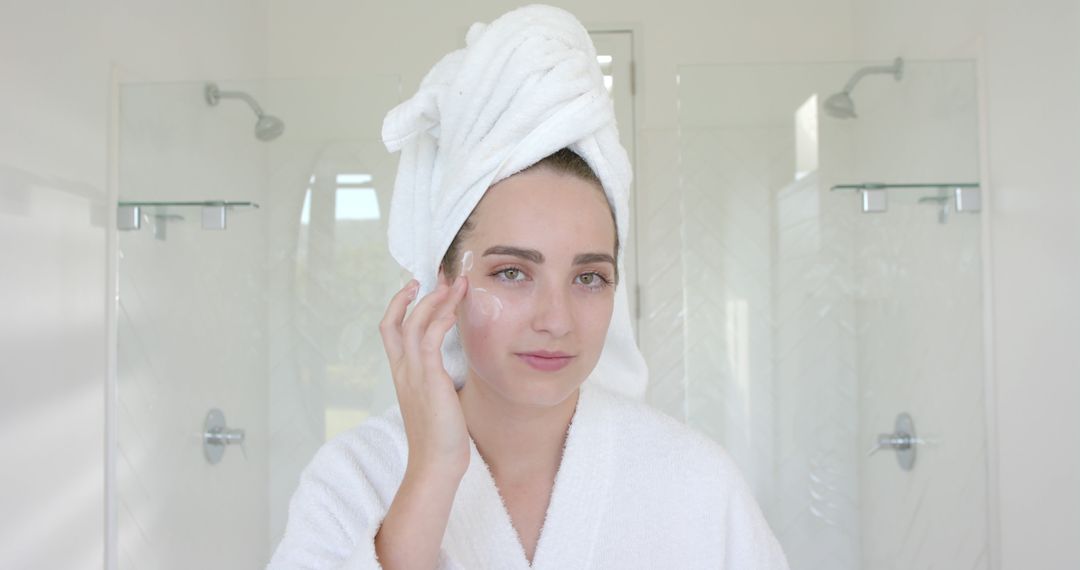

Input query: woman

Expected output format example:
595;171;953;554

269;5;787;569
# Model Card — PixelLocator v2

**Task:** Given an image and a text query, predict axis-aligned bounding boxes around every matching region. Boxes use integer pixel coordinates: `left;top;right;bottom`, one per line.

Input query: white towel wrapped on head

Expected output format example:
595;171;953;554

381;3;646;400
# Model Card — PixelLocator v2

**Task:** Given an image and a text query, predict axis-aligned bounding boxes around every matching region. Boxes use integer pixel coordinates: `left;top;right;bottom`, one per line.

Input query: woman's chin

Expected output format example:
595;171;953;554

475;371;583;410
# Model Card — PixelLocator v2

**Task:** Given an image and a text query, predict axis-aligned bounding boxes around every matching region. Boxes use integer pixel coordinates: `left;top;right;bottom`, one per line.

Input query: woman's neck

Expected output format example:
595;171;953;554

457;380;580;483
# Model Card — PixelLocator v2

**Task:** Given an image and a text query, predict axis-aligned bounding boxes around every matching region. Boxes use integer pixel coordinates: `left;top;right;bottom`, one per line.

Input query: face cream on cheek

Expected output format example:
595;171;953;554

466;287;503;323
459;250;504;326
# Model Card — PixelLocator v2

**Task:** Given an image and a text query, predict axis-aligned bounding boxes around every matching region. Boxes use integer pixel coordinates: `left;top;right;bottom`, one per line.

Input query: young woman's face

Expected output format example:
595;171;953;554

450;167;617;408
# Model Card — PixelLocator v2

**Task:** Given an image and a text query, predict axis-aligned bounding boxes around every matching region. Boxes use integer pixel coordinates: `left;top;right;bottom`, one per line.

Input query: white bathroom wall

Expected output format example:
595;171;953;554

0;1;267;568
850;2;1080;568
264;0;857;131
981;5;1080;568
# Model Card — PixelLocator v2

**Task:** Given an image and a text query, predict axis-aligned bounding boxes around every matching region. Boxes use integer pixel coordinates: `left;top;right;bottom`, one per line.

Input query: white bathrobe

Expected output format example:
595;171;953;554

267;381;789;569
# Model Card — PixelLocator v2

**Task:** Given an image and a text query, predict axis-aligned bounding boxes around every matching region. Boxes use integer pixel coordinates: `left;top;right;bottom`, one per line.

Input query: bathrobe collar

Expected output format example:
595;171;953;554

443;382;616;569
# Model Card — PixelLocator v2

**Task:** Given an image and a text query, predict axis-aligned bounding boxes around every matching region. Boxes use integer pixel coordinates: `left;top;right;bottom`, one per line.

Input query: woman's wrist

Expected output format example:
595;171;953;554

375;461;465;569
404;459;468;490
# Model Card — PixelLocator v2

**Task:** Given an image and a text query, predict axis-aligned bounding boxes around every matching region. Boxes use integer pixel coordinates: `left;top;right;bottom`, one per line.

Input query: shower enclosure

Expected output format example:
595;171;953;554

111;59;989;569
112;76;404;568
662;59;989;569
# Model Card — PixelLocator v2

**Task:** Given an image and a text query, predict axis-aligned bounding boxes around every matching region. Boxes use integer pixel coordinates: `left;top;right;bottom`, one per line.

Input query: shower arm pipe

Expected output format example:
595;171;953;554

840;57;904;94
205;84;268;117
830;182;979;192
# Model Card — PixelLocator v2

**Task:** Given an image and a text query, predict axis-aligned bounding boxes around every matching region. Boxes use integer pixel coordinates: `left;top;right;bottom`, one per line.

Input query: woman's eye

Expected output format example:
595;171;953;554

576;272;611;290
494;267;525;282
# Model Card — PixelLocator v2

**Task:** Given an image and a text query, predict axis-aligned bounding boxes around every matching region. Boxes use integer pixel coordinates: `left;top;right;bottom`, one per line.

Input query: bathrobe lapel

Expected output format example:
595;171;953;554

443;383;616;569
529;383;615;569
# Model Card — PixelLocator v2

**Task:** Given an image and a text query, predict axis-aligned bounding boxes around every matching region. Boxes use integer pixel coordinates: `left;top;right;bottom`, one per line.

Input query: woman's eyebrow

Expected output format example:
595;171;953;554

573;252;615;266
481;246;614;267
483;245;544;263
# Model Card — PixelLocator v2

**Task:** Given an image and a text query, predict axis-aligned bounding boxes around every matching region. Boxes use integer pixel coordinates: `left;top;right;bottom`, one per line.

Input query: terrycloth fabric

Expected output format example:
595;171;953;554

266;382;790;569
381;4;647;401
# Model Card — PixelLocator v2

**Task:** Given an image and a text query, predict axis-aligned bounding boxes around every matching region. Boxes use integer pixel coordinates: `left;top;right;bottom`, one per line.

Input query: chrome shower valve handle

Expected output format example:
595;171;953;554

867;433;914;455
867;412;919;471
206;426;247;458
203;408;247;464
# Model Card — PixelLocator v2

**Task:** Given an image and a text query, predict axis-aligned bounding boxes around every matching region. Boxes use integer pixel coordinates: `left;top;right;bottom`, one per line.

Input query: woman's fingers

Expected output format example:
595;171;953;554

427;276;467;332
419;277;468;370
389;274;467;383
401;279;453;361
381;274;472;477
379;279;419;364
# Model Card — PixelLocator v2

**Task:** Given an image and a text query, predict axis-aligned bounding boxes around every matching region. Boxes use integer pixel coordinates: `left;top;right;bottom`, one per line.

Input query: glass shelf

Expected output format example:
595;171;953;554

116;201;260;233
118;200;260;208
830;182;979;191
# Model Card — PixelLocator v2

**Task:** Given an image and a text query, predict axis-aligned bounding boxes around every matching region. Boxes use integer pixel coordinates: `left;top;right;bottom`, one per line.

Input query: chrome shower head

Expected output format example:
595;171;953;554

205;82;286;141
824;92;857;119
255;115;285;141
824;57;904;120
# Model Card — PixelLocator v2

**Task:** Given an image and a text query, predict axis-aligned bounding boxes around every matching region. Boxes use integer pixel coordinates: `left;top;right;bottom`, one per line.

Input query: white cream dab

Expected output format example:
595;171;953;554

468;287;503;322
459;250;474;277
459;249;504;324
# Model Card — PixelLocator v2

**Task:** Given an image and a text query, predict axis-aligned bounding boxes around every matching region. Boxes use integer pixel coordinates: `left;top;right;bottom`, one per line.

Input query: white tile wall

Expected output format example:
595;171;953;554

637;128;687;421
673;122;861;569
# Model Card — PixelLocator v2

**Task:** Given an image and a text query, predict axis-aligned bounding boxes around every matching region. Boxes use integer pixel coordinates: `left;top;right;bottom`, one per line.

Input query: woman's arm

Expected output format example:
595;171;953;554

373;276;472;568
266;429;466;570
374;465;465;569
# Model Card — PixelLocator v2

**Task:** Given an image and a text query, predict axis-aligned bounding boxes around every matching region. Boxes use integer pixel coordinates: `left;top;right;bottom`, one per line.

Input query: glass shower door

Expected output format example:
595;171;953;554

670;60;987;569
114;76;402;568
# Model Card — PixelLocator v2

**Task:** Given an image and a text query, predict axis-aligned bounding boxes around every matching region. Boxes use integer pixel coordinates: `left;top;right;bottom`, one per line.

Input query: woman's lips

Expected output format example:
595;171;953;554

516;352;575;372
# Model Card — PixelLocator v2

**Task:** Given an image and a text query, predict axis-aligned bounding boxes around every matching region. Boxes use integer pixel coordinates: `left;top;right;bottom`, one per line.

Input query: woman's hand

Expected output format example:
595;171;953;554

379;274;471;480
375;274;469;568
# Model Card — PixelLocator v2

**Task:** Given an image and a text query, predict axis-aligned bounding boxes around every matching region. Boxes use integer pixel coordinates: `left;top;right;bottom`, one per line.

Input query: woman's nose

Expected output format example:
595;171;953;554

531;284;573;337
